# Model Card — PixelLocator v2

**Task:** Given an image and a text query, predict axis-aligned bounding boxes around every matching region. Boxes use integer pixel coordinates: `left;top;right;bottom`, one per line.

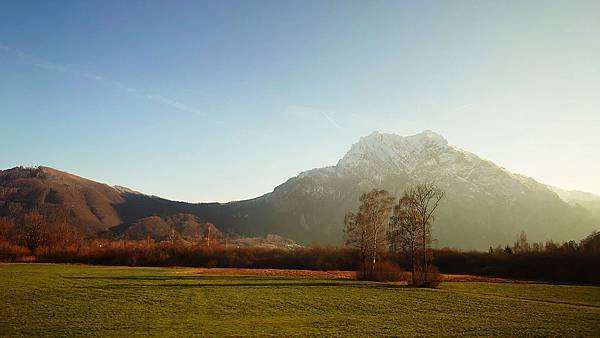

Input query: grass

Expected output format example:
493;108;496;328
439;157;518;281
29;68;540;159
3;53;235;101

1;264;599;336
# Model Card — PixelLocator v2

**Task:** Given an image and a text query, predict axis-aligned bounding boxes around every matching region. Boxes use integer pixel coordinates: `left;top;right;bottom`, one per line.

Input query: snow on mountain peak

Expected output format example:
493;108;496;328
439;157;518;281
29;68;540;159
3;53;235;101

417;129;447;144
360;130;447;147
336;130;449;174
287;129;562;211
328;130;550;200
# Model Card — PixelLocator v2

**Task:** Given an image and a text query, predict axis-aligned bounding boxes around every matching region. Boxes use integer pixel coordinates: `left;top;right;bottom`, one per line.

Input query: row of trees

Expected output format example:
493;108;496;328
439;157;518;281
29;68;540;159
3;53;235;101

435;231;600;284
489;230;600;256
0;209;224;252
344;183;444;286
0;210;82;251
3;184;598;284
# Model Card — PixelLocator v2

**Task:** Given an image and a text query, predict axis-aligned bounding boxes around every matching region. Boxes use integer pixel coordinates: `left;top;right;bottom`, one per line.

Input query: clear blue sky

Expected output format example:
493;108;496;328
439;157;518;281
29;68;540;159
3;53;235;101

1;0;599;201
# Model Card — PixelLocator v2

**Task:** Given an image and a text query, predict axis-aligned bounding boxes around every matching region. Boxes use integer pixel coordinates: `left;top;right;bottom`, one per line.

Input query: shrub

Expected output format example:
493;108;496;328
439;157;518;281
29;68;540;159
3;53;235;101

413;265;442;288
372;261;406;282
0;241;31;261
357;261;406;282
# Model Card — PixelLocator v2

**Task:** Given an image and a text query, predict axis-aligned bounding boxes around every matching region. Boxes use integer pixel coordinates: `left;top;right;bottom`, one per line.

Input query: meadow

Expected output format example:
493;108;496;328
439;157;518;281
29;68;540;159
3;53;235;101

1;264;599;336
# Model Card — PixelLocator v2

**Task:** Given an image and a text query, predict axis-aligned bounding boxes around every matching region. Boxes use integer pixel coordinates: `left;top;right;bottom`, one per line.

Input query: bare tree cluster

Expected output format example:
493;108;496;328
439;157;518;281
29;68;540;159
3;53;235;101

388;183;444;286
0;207;83;252
344;183;445;286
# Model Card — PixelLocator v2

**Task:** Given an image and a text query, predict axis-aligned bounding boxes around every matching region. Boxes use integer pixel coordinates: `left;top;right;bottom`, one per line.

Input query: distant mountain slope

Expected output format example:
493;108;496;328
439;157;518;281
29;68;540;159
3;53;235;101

550;187;600;203
109;213;214;241
550;187;600;220
0;166;124;234
1;130;598;249
0;166;223;237
0;166;252;240
209;131;599;249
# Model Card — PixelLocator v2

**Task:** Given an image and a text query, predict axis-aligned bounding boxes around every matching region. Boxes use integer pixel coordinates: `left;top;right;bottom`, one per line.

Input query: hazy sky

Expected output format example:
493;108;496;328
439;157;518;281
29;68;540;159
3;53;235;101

1;0;599;201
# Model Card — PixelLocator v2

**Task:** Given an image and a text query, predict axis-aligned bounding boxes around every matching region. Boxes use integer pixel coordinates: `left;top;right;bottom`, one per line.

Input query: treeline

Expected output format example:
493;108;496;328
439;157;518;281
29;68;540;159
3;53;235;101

0;232;598;284
434;231;600;284
0;211;82;251
0;211;358;270
340;183;600;285
0;240;358;270
1;191;599;284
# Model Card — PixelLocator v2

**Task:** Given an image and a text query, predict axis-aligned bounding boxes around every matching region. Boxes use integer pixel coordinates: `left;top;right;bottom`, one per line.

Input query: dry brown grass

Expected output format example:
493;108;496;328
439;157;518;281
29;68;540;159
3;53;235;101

190;267;356;279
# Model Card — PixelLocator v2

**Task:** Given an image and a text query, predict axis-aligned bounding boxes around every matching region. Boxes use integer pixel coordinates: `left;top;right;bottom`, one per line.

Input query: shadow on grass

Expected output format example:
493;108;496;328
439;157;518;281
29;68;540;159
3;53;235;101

65;275;269;281
79;282;411;290
65;275;411;290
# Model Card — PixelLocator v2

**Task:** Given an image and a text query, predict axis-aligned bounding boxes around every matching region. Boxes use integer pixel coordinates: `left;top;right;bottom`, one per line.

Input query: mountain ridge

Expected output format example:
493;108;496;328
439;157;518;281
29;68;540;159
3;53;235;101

1;130;598;249
246;130;598;248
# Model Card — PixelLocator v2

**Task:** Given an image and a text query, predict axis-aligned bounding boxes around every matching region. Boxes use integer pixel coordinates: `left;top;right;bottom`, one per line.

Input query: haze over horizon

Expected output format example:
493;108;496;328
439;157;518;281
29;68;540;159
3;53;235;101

1;0;599;202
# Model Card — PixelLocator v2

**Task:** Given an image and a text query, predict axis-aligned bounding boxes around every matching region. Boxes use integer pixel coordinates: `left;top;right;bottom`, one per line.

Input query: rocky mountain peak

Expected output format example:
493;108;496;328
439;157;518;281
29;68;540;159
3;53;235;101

358;130;447;148
335;130;450;176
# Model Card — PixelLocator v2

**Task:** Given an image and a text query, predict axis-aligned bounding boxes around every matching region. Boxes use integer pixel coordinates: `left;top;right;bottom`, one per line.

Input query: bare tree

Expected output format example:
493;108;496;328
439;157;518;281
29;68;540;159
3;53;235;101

344;212;368;277
363;190;394;277
20;211;48;251
388;195;421;285
411;183;444;282
46;207;82;250
167;226;179;244
344;189;394;279
0;217;16;242
204;223;219;248
513;230;530;253
393;183;444;285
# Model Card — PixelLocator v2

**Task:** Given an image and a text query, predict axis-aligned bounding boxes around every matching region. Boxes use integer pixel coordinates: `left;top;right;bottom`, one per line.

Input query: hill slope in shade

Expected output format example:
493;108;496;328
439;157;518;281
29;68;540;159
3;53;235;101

0;166;124;235
0;166;226;238
0;131;598;249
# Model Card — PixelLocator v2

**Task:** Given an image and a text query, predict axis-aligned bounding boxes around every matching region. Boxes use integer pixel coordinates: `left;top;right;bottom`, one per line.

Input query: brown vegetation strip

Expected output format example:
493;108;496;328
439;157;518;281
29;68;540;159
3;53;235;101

188;268;526;283
441;274;536;283
189;268;356;279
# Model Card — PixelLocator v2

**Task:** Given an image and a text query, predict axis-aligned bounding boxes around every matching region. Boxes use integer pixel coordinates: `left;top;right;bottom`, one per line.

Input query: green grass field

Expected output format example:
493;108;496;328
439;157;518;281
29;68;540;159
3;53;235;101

1;264;599;336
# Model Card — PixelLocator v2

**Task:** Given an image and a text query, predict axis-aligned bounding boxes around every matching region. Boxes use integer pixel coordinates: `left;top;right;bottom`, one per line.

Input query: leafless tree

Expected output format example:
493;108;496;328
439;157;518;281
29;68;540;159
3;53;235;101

204;222;218;248
167;226;179;244
344;189;394;279
513;230;530;253
20;211;48;251
344;212;368;276
409;183;444;283
390;183;444;285
388;195;421;285
45;206;82;250
0;217;17;242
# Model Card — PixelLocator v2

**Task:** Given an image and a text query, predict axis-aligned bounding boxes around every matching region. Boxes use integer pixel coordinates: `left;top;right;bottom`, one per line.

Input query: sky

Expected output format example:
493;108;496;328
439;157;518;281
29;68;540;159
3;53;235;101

1;0;599;202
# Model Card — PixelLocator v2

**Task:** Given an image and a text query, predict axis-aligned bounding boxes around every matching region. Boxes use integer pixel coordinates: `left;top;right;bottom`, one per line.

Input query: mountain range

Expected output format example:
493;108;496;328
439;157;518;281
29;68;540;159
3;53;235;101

1;130;598;249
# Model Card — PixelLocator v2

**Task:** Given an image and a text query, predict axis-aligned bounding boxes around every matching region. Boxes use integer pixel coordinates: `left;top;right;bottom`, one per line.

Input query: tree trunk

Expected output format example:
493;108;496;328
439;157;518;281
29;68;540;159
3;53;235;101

361;249;367;278
411;246;416;285
422;220;428;283
371;250;376;278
